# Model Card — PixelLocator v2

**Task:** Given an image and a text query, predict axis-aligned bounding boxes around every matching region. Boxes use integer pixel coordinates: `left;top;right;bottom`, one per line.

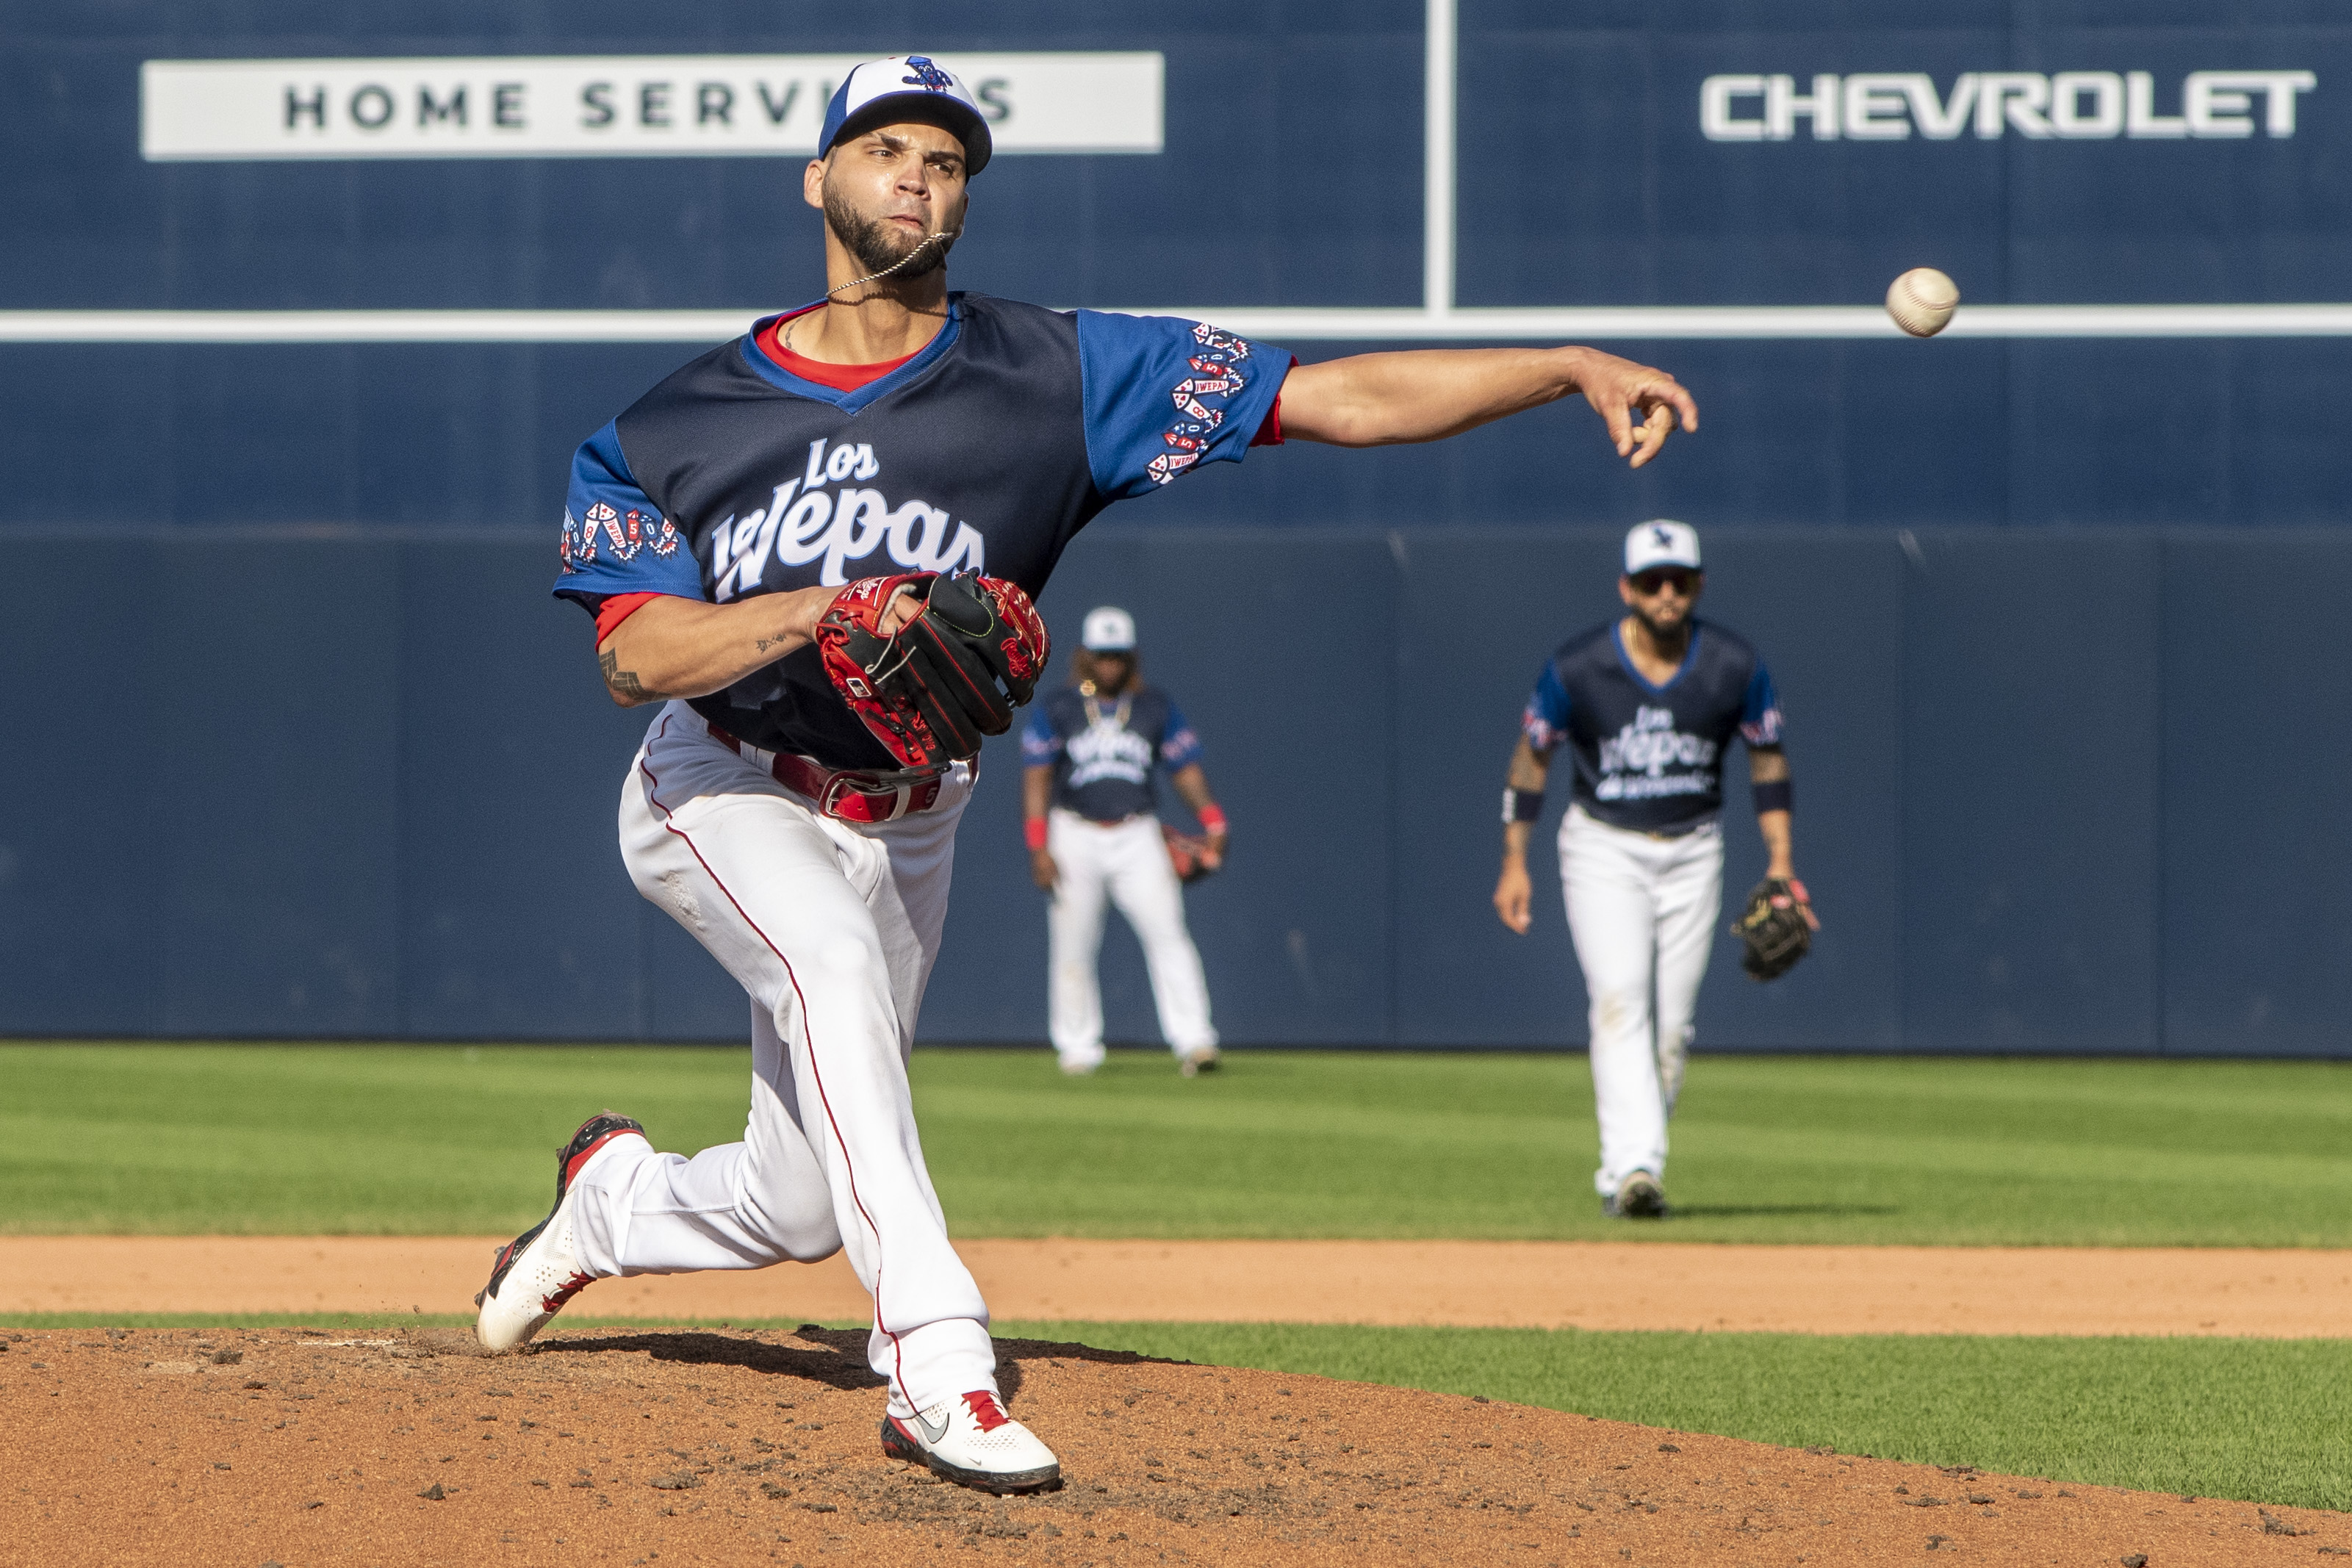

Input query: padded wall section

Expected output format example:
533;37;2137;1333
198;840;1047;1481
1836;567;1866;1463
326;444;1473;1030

1899;532;2163;1053
154;538;405;1035
0;526;2342;1054
0;542;170;1033
394;541;655;1038
2159;533;2352;1057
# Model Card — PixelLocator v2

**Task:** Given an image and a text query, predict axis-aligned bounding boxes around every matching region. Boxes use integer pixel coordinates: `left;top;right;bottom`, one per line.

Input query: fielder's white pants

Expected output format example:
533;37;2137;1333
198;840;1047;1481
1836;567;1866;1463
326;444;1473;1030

569;702;989;1420
1558;804;1725;1198
1046;808;1217;1070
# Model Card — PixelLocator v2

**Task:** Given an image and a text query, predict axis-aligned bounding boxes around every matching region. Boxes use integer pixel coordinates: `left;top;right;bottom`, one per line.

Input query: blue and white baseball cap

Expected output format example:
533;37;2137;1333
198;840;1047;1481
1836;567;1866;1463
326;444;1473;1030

1624;519;1702;575
1082;606;1137;652
819;56;993;176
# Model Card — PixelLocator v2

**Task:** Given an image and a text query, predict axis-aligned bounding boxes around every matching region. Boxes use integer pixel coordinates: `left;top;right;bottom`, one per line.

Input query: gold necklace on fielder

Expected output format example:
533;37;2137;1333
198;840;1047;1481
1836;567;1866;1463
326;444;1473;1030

1079;686;1133;730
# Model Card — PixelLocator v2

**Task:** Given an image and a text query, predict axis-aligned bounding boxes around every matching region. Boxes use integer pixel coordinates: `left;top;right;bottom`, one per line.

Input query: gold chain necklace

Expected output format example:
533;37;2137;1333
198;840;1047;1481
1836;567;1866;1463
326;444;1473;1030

1081;688;1133;731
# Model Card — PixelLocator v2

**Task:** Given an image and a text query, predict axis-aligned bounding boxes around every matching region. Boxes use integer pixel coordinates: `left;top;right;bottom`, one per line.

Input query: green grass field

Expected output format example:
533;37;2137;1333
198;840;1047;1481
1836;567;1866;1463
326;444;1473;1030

1009;1322;2352;1512
9;1042;2351;1507
6;1042;2352;1245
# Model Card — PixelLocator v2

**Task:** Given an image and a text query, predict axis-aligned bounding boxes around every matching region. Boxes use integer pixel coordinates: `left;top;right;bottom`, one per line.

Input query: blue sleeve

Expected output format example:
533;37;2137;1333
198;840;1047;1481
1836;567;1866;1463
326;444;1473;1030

1159;701;1204;769
1021;705;1063;763
1740;661;1785;746
551;422;703;609
1074;312;1290;500
1522;661;1571;749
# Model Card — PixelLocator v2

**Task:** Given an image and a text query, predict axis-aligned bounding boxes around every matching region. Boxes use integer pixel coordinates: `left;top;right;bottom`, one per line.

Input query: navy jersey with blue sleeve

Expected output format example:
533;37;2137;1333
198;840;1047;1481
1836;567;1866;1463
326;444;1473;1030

1020;686;1204;822
1521;619;1784;835
553;296;1285;769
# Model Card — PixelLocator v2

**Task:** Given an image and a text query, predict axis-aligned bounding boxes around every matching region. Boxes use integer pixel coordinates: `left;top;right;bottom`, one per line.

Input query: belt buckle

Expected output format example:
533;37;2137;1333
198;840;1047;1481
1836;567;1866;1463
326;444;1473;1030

817;773;885;823
817;770;932;824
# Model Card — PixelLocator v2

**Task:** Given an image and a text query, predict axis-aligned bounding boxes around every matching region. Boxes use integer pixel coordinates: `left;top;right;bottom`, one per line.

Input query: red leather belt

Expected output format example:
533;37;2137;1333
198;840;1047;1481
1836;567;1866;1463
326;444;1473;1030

706;724;944;824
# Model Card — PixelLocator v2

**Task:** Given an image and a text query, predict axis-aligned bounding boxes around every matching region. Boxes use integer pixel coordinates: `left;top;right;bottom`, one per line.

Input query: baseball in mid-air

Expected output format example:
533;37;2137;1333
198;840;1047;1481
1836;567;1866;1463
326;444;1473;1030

1886;267;1960;337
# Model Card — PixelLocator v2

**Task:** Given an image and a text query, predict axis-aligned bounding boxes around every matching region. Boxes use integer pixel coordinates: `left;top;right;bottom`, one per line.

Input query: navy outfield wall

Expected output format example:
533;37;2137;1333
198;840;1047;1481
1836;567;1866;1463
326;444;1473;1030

2;524;2347;1056
10;4;2352;529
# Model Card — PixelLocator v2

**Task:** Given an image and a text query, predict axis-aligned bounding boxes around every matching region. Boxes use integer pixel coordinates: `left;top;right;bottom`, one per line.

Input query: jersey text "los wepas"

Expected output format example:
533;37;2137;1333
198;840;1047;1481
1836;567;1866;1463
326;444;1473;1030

1022;685;1203;822
553;294;1285;769
1522;619;1783;835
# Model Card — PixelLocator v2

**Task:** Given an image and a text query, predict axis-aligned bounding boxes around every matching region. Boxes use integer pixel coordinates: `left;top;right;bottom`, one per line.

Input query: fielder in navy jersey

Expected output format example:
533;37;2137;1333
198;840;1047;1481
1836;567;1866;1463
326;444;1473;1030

475;52;1702;1494
1492;521;1817;1220
1021;606;1228;1079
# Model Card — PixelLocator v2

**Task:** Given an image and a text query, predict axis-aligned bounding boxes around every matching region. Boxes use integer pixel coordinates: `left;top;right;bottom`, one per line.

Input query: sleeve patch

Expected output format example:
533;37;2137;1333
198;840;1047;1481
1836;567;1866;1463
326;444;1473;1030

551;420;705;610
559;500;681;574
1147;326;1256;487
1740;661;1785;747
1021;708;1065;763
1076;312;1290;501
1522;660;1572;750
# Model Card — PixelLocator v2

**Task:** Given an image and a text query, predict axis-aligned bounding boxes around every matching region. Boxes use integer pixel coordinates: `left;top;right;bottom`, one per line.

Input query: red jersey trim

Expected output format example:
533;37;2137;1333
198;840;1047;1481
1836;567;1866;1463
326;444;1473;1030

1249;356;1298;447
755;306;921;391
594;590;666;643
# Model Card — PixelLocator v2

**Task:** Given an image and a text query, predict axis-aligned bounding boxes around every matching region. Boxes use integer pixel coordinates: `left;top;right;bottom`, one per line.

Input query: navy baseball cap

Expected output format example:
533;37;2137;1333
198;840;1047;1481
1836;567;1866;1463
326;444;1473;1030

819;56;993;176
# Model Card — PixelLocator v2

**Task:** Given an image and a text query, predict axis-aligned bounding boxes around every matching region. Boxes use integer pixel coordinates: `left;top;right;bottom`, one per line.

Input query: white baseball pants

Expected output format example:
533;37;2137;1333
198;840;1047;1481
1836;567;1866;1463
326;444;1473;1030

1046;808;1217;1071
567;702;990;1420
1558;804;1725;1198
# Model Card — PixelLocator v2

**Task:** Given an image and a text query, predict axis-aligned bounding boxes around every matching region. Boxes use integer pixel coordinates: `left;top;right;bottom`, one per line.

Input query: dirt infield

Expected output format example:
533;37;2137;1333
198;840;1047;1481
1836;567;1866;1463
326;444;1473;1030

3;1324;2342;1568
9;1236;2352;1336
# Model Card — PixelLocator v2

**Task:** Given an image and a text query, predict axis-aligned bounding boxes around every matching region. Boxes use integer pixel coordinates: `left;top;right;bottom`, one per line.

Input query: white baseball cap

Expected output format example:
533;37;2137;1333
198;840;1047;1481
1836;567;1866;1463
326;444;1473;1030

1624;519;1702;575
1081;605;1137;651
819;56;993;175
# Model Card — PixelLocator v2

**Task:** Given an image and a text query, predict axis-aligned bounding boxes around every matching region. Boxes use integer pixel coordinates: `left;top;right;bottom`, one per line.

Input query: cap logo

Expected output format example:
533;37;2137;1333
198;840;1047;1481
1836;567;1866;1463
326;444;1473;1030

1651;525;1674;546
900;56;954;92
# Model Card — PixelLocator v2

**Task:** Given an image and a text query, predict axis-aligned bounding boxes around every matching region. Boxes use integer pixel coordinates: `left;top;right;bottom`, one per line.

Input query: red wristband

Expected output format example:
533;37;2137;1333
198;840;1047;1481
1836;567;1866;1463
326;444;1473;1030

1024;818;1049;852
1196;804;1228;834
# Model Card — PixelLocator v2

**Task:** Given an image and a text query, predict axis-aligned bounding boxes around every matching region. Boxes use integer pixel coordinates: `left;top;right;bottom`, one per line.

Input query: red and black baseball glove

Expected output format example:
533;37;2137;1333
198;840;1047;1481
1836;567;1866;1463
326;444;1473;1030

815;571;1049;771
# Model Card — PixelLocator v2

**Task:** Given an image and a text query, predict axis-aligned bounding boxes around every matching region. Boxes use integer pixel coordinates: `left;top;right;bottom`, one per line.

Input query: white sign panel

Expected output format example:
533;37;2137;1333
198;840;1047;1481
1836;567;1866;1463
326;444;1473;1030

141;53;1163;161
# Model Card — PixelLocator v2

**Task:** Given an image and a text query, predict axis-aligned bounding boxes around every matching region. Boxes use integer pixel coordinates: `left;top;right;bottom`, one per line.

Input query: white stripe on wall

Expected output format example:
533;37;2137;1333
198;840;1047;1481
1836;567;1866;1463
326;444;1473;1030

1423;0;1456;316
2;303;2351;344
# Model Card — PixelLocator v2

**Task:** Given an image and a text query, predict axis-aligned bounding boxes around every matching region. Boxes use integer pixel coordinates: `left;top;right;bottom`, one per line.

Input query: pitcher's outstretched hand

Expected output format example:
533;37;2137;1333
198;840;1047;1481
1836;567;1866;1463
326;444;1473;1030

1572;349;1700;470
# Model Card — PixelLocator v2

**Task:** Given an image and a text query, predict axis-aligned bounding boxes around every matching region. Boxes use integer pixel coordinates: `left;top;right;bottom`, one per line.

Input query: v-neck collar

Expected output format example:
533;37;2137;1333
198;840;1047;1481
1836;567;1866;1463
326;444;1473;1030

1614;619;1701;694
736;294;963;413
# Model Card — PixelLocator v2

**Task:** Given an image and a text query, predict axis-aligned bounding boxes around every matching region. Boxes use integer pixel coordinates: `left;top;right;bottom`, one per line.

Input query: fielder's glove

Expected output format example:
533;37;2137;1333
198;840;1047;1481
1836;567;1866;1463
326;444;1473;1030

1163;825;1220;885
816;571;1050;771
1731;877;1813;982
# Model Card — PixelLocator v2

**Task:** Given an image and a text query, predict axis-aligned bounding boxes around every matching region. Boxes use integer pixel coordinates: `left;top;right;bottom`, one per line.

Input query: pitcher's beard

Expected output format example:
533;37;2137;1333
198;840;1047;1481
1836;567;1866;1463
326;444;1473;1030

1634;606;1691;644
822;185;957;281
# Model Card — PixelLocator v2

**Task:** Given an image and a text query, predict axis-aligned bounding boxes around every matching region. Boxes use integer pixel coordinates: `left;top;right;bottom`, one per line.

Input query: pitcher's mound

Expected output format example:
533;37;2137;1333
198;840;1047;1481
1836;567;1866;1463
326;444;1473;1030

1;1325;2338;1566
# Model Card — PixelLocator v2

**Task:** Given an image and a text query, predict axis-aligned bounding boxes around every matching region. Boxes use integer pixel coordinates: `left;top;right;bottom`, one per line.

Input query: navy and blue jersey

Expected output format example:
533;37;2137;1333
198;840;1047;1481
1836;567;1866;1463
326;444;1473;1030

1021;685;1203;822
1522;619;1784;835
552;295;1286;769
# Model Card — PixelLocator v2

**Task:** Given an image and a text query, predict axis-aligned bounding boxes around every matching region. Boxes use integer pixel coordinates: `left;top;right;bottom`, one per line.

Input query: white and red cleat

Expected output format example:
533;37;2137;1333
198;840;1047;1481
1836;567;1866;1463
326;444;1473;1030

473;1112;647;1353
880;1390;1061;1494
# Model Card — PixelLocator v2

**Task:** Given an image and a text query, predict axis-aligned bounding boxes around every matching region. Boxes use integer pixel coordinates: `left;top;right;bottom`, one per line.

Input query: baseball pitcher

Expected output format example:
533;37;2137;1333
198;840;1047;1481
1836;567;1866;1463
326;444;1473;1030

1022;606;1227;1078
1492;522;1816;1219
474;54;1701;1495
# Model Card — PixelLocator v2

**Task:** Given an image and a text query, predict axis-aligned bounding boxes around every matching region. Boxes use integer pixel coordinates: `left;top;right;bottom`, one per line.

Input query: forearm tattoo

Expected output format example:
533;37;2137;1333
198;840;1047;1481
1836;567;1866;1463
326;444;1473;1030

600;647;669;702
